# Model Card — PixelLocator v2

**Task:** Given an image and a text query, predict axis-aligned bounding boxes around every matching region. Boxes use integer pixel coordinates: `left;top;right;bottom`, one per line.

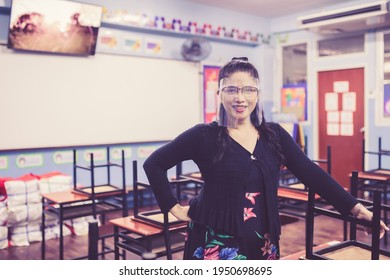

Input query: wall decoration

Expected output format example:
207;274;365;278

137;146;158;158
16;154;43;168
342;92;356;112
145;38;162;54
203;65;220;123
281;84;307;122
98;29;119;49
111;147;132;159
327;123;339;136
122;35;142;52
333;81;349;93
83;149;106;162
325;92;338;111
324;83;356;137
0;156;8;170
53;151;74;164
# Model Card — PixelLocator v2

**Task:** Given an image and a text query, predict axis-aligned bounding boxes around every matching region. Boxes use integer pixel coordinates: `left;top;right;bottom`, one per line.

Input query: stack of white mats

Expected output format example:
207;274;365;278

4;174;43;247
0;193;8;250
0;171;100;250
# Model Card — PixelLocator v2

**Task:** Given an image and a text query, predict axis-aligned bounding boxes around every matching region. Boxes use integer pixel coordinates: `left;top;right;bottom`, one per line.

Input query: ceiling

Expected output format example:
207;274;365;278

183;0;359;18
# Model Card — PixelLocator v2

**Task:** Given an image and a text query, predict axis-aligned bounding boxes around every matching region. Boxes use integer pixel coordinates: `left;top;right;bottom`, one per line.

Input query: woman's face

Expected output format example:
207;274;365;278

218;71;259;126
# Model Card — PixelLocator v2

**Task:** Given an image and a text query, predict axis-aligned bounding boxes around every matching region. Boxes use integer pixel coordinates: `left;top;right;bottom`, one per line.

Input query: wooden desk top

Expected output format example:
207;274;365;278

278;188;320;201
109;216;187;237
349;171;390;182
41;190;90;204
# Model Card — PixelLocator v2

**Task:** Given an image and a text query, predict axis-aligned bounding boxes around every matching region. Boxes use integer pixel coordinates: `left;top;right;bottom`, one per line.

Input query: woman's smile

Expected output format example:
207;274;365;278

232;104;248;113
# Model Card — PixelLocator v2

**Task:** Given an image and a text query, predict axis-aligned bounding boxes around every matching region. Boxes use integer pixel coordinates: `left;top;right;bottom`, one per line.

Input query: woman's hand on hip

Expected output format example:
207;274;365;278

169;203;191;221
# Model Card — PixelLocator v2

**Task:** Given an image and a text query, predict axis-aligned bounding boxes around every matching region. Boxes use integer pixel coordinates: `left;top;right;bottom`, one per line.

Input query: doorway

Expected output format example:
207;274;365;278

317;68;364;188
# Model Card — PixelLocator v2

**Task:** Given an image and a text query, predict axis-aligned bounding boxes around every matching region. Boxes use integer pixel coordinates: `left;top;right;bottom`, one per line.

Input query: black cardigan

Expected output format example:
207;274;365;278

143;122;357;242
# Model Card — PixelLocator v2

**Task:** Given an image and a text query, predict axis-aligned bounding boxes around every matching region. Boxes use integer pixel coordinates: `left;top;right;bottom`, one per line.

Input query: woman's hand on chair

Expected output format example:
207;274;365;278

169;203;191;221
351;203;389;238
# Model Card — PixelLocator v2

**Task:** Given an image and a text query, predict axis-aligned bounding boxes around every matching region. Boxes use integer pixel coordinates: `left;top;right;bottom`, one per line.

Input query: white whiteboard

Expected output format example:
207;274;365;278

0;46;202;150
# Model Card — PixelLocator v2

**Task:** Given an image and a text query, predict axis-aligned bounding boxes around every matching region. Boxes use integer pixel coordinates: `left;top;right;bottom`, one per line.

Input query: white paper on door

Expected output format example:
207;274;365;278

325;92;338;111
342;92;356;112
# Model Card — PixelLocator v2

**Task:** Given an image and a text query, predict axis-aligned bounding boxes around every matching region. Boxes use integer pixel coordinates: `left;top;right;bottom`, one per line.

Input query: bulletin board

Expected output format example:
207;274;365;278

281;84;307;122
0;46;201;150
203;65;220;123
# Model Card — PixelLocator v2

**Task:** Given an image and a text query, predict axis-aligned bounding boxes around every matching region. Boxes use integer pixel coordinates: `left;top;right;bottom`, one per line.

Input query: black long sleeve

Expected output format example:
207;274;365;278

277;124;357;215
143;124;203;213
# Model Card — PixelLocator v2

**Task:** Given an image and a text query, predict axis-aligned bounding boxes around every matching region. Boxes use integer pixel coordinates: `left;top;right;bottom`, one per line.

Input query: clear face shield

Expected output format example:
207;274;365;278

216;76;262;128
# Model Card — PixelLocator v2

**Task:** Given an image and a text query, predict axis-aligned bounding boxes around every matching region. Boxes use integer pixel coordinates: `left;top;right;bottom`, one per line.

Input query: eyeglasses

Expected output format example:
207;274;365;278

221;86;258;97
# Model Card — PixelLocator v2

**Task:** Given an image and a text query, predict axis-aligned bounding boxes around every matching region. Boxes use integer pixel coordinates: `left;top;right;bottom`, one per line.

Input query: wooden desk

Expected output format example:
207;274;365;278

110;216;187;260
41;190;122;260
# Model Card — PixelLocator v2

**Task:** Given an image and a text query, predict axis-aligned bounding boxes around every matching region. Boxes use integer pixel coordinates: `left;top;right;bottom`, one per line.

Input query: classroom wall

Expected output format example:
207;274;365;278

0;0;389;183
0;0;270;182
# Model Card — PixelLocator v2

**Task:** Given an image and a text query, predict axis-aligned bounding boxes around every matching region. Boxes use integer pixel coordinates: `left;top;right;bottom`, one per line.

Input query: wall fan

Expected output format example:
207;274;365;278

181;37;211;62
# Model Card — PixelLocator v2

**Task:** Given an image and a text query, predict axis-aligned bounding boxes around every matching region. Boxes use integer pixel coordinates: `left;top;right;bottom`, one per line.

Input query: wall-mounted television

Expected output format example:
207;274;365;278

7;0;102;55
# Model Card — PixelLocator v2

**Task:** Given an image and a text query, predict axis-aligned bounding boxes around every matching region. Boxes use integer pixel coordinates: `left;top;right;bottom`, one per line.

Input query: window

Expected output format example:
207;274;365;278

281;43;307;122
318;34;364;57
382;32;390;120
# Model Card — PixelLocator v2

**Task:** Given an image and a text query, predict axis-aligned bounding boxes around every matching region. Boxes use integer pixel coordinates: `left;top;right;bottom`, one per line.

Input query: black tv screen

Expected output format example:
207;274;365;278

7;0;102;55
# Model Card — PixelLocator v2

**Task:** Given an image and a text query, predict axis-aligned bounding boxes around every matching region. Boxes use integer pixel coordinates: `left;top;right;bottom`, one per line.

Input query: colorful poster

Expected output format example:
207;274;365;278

281;85;307;122
203;65;220;123
384;83;390;117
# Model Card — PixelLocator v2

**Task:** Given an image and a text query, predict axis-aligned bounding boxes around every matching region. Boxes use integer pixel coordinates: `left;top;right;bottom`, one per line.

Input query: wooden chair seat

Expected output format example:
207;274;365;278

278;187;320;201
321;245;390;260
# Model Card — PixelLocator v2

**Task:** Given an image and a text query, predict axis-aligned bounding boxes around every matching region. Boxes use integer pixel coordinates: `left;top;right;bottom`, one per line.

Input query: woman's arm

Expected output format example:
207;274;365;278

351;203;389;238
277;124;389;237
277;124;357;215
143;124;203;215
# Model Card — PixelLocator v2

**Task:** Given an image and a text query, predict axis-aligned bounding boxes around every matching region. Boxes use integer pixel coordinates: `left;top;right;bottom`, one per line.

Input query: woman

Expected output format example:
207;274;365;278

143;57;388;260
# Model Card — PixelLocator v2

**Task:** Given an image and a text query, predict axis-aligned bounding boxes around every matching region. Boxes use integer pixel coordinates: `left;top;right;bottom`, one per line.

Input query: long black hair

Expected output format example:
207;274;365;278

213;57;285;164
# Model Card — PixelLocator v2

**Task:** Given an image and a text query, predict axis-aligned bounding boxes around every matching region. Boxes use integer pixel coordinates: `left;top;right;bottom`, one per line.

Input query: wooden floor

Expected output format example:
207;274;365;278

1;206;389;260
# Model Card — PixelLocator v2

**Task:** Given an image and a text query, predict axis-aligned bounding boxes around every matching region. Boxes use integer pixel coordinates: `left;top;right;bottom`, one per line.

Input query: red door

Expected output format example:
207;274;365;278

318;68;364;189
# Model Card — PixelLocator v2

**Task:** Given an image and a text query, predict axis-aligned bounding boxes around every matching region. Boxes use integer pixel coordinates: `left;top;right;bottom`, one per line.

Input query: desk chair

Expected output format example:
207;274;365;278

278;145;331;218
170;162;204;199
362;137;390;174
72;148;128;219
348;170;390;245
41;148;128;260
109;161;187;260
305;170;390;260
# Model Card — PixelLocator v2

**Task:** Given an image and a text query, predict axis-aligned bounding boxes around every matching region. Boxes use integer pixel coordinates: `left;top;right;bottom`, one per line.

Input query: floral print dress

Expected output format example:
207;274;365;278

183;153;280;260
